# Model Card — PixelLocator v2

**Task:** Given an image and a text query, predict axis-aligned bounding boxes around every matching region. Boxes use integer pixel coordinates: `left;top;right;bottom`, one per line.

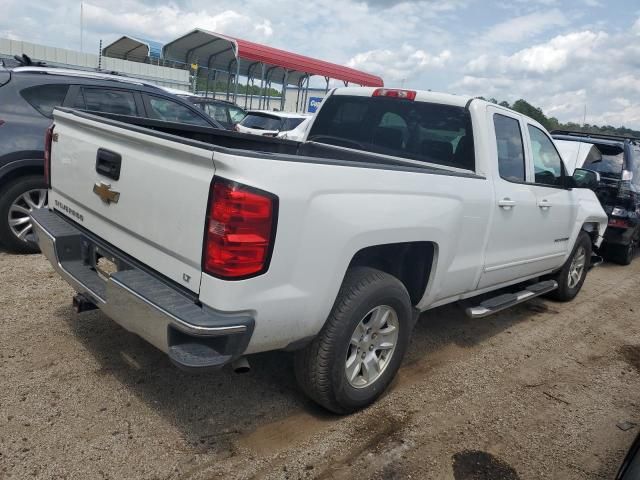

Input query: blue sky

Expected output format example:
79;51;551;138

2;0;640;127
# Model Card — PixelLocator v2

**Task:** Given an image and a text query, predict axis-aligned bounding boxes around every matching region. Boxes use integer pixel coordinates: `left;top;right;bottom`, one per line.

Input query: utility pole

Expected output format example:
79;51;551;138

582;104;587;126
80;2;84;53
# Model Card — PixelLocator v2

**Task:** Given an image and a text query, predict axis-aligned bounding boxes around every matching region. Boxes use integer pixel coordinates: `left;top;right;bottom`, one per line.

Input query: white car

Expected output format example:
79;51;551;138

236;110;308;137
277;116;312;141
32;87;607;414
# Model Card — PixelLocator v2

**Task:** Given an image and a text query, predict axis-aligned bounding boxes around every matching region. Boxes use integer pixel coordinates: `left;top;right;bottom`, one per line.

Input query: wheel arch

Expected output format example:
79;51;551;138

0;158;44;190
347;241;437;306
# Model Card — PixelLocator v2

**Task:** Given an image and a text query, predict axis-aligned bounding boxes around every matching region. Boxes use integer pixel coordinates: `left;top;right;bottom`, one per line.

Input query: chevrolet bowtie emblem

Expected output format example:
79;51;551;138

93;182;120;205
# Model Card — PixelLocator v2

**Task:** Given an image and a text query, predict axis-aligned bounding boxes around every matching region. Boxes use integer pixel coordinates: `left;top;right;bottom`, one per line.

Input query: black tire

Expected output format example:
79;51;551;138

0;175;47;254
546;231;592;302
609;241;635;266
294;267;413;414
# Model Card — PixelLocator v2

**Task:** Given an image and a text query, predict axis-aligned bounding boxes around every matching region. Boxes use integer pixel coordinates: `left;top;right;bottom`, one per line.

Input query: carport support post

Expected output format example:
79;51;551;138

258;63;265;109
280;70;289;111
233;59;240;103
325;76;330;94
204;69;211;98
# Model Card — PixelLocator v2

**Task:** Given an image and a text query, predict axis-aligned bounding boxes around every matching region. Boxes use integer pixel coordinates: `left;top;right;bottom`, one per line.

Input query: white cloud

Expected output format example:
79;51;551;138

467;30;607;74
348;46;451;82
482;9;568;44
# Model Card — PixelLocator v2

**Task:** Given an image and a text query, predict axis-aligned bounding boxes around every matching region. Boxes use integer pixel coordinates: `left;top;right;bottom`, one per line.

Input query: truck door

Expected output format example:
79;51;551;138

478;108;562;289
523;123;574;261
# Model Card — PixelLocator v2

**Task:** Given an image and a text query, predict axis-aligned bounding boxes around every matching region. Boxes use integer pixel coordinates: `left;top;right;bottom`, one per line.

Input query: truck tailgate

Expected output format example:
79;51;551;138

49;109;215;294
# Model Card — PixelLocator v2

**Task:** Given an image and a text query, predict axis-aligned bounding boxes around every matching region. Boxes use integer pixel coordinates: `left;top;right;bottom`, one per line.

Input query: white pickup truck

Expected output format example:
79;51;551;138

32;87;607;413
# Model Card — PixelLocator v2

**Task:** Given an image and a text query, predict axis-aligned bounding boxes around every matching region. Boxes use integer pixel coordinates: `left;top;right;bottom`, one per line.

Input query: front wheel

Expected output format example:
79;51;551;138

546;231;592;302
294;267;413;414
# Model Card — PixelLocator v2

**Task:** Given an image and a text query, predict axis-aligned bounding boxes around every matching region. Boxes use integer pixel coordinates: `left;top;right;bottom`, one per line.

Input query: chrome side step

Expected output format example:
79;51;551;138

466;280;558;319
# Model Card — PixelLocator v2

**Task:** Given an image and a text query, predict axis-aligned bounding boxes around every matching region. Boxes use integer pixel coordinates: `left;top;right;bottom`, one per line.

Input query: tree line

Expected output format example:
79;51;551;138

481;97;640;138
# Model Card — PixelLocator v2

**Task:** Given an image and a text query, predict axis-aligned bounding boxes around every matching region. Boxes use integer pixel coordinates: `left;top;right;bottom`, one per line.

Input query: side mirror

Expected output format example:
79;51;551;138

572;168;600;189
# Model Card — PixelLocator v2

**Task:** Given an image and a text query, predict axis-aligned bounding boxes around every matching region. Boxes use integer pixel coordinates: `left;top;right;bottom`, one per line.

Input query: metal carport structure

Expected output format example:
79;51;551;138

103;36;164;62
161;28;384;111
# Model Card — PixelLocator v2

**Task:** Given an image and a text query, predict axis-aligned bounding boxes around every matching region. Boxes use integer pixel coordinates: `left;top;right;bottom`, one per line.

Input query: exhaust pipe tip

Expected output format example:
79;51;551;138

232;356;250;374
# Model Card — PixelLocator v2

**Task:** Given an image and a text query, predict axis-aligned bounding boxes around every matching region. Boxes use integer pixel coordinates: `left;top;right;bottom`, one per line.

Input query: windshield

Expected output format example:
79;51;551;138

583;143;624;178
307;95;475;170
240;113;282;131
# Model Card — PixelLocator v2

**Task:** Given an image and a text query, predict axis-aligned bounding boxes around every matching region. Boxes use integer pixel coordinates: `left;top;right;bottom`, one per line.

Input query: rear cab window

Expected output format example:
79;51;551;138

307;94;475;170
20;84;70;118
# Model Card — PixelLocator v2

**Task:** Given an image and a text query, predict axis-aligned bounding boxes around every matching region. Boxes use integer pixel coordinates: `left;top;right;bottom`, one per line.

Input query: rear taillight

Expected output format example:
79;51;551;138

609;217;629;228
44;124;54;188
373;88;416;101
203;178;277;279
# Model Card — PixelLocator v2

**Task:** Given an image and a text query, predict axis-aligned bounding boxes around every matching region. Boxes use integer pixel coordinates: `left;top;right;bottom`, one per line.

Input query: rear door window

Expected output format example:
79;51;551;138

307;95;475;170
228;106;246;123
202;103;230;124
79;88;138;116
493;114;525;182
240;114;283;131
146;96;211;126
20;84;70;118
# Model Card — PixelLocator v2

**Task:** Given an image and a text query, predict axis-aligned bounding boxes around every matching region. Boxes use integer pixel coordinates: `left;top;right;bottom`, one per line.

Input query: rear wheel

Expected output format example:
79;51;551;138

546;231;591;302
295;267;412;414
0;175;47;254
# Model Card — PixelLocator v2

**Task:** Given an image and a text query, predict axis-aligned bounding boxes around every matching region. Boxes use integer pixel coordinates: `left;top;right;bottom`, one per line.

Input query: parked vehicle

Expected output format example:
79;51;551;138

552;131;640;265
0;65;223;253
161;88;247;130
188;98;246;130
32;87;607;413
236;110;308;137
277;116;312;141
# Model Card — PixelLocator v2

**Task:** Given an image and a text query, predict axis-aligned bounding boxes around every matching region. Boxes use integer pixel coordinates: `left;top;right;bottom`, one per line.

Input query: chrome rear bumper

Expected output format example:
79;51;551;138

31;208;253;370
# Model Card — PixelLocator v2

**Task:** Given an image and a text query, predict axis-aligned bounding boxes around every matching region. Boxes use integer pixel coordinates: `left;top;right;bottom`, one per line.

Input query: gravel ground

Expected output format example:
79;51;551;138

1;250;640;479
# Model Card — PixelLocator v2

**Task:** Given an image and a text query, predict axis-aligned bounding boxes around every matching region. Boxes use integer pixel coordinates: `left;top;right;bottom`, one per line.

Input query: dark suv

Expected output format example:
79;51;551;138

0;66;222;253
552;130;640;265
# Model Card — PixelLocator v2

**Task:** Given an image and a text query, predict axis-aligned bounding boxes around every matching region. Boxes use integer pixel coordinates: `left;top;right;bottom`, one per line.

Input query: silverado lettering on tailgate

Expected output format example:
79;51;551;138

54;200;84;222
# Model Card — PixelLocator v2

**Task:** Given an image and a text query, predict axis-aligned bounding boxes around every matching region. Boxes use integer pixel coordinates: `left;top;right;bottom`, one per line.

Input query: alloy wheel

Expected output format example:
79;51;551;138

345;305;399;388
567;245;586;289
8;189;47;242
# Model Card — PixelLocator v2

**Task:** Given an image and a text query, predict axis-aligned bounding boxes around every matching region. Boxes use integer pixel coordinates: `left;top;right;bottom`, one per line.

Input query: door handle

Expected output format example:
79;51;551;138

538;199;552;209
96;148;122;181
498;198;516;209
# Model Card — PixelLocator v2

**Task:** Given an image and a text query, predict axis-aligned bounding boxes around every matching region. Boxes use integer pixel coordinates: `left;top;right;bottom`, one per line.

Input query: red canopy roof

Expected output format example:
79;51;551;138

162;29;383;87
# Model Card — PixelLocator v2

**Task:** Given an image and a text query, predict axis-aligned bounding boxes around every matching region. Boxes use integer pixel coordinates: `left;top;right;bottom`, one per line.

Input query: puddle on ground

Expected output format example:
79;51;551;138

452;450;520;480
619;345;640;373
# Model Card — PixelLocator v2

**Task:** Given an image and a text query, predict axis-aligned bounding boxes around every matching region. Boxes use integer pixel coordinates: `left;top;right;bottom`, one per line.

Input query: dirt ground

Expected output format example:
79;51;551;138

1;251;640;480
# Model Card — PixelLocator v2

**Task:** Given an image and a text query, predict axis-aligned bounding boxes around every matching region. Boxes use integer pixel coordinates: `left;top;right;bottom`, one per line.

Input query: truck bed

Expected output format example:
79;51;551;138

63;108;480;179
